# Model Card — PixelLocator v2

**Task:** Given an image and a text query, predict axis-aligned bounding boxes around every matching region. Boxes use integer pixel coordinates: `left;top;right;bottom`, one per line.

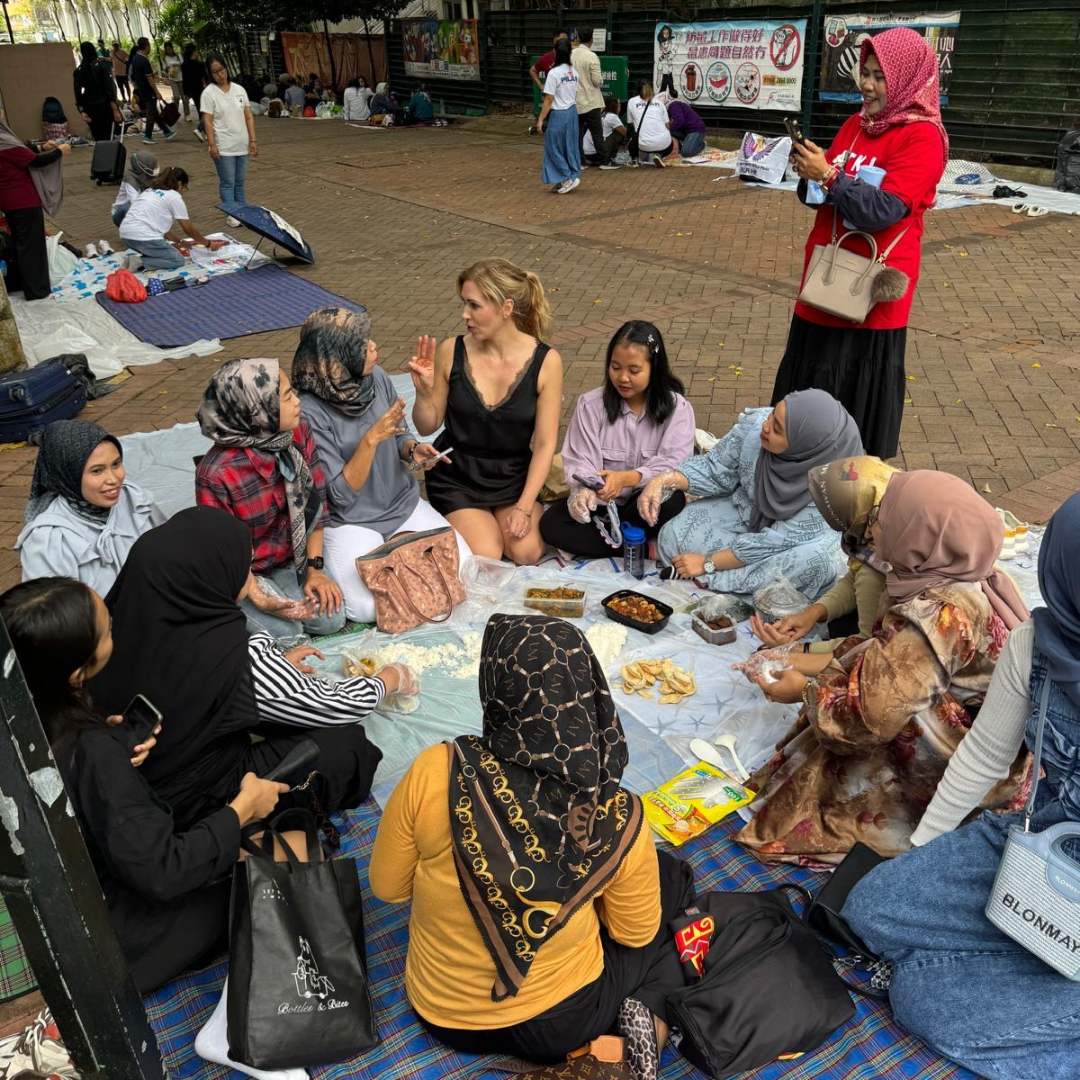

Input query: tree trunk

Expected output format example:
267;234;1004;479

51;1;67;38
362;16;377;85
322;17;336;91
68;0;82;40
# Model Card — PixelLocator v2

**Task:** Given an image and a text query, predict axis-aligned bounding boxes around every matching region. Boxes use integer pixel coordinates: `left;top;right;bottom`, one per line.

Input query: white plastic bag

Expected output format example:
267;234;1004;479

753;575;811;622
735;132;792;185
46;232;79;287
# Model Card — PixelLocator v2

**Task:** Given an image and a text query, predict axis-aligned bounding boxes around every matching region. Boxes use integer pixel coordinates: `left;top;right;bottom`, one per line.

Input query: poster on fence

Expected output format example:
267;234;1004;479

654;20;806;111
402;17;480;81
820;11;960;102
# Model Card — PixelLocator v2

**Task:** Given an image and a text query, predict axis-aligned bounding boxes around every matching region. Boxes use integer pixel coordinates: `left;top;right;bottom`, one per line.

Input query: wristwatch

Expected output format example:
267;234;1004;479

307;557;325;571
703;558;716;574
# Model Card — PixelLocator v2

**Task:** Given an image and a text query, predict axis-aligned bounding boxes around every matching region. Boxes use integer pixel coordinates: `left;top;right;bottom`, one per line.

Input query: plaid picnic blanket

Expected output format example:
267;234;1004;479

143;802;976;1080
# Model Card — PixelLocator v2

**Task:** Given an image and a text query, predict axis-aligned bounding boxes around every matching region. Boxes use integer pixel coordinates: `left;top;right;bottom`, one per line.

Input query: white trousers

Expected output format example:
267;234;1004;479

322;500;473;623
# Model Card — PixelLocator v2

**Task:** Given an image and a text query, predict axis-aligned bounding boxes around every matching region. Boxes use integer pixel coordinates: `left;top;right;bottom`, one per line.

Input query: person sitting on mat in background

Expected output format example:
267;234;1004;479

665;95;707;158
283;77;305;115
371;614;696;1080
343;76;374;122
74;40;122;143
410;259;562;565
196;357;348;641
16;420;164;595
583;97;627;166
370;82;404;125
406;84;435;124
540;321;694;559
110;148;157;227
118;166;224;270
292;307;472;624
0;109;68;301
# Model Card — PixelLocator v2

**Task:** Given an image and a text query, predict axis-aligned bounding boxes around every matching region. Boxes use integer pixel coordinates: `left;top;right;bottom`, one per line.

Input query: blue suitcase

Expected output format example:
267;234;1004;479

0;361;87;443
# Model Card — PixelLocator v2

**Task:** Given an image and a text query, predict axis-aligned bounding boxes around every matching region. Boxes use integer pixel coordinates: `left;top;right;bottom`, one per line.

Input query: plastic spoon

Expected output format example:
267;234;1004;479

689;735;750;782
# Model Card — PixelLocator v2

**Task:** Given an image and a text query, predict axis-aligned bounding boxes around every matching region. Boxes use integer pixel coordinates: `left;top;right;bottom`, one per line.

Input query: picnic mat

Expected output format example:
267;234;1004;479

94;264;365;348
142;803;977;1080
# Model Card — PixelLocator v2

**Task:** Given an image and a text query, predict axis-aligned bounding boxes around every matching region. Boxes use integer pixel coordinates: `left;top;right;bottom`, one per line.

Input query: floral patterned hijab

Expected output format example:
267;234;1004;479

449;614;643;1002
197;357;314;574
291;307;377;417
860;28;949;158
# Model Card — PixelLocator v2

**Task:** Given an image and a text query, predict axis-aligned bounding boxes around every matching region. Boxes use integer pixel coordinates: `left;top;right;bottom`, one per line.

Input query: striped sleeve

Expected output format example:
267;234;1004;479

247;633;385;727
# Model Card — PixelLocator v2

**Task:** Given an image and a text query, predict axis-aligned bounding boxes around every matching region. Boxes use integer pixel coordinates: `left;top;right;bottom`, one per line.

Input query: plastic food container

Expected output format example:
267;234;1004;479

692;612;738;646
523;585;587;618
601;590;673;635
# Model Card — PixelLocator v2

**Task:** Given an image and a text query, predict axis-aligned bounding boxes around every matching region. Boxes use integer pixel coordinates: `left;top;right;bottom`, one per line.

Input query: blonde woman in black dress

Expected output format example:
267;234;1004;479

410;260;563;565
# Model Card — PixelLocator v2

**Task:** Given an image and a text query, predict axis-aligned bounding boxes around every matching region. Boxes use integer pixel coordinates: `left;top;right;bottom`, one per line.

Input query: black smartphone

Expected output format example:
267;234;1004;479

572;472;605;492
783;116;806;146
122;694;162;754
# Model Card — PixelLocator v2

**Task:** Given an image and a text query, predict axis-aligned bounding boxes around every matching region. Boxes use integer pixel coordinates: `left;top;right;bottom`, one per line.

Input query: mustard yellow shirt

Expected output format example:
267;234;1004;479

370;743;662;1029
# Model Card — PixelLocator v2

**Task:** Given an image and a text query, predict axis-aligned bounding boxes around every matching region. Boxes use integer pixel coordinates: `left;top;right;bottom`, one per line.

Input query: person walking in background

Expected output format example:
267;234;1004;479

181;44;209;142
666;95;707;158
572;28;618;170
74;40;122;142
200;55;257;227
162;43;189;121
110;42;130;103
536;38;581;195
129;37;176;146
773;28;948;459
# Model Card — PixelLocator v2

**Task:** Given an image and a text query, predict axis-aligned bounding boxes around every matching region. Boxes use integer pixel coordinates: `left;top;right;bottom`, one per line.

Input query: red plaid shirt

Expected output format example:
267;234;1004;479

195;421;330;573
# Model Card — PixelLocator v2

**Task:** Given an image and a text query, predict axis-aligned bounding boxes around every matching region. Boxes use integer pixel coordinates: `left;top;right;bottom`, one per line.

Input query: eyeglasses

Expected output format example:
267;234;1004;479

866;502;881;530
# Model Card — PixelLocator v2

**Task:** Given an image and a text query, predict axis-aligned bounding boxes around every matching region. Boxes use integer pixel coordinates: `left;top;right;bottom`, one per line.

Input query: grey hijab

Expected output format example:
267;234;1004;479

26;420;121;525
750;389;864;531
123;149;158;193
0;114;63;217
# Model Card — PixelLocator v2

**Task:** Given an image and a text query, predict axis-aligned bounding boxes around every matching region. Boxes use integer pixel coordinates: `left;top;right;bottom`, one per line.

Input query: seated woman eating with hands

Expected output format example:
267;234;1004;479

540;320;694;559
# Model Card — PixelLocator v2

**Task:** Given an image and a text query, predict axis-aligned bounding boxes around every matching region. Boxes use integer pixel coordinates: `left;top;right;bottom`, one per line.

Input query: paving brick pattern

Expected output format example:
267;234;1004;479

2;116;1078;590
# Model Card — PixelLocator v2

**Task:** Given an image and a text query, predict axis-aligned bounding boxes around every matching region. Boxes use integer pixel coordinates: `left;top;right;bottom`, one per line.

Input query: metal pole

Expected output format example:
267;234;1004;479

0;621;164;1080
802;0;824;134
2;0;15;44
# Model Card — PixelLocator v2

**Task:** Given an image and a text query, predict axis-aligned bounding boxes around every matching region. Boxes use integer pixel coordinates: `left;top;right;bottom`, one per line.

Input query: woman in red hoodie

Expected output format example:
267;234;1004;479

772;28;947;459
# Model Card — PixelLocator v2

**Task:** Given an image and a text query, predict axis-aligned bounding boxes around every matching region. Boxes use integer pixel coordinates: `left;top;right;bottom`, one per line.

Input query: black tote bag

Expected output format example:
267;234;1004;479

227;809;378;1069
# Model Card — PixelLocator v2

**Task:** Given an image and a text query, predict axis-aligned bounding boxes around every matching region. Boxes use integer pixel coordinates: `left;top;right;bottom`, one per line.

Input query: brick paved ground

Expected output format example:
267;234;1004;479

2;115;1078;591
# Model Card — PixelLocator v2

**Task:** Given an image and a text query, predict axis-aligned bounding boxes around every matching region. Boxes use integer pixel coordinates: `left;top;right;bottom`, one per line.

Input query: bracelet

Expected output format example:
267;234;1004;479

515;503;533;515
820;166;838;189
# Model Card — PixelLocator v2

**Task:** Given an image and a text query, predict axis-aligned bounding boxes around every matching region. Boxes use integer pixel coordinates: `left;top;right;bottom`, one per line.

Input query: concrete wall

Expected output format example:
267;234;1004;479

0;42;89;141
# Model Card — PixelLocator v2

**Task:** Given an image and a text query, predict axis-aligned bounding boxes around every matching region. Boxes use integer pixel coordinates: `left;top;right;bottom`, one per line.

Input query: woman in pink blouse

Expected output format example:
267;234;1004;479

541;321;695;558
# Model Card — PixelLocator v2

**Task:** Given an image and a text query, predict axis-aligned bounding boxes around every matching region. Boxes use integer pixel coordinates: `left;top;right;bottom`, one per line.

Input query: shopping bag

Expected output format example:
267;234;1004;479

105;268;147;303
227;809;378;1069
158;101;181;128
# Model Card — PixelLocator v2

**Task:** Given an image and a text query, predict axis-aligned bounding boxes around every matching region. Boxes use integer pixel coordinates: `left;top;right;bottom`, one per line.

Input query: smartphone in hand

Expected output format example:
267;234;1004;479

122;694;162;754
783;117;806;146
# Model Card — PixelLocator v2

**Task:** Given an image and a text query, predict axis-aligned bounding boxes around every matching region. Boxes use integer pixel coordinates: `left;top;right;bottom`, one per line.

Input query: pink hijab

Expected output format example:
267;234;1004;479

860;27;948;160
875;471;1028;630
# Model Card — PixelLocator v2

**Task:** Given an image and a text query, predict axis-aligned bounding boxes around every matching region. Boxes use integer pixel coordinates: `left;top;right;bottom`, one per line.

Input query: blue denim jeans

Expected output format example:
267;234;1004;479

123;237;184;269
677;130;706;157
112;204;129;227
241;564;347;641
214;153;249;207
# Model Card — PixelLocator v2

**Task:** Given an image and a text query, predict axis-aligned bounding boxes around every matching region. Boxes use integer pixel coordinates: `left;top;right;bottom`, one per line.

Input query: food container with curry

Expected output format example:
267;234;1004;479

523;585;587;618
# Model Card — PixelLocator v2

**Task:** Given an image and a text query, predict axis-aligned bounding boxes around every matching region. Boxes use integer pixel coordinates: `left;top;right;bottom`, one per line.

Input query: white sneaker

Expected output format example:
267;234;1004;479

98;239;114;255
84;242;99;258
194;127;206;142
226;215;242;227
652;153;666;168
599;161;622;170
556;177;580;195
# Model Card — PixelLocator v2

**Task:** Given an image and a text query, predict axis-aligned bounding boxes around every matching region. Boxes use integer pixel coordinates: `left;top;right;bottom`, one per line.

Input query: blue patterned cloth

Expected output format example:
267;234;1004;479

658;408;846;600
143;802;975;1080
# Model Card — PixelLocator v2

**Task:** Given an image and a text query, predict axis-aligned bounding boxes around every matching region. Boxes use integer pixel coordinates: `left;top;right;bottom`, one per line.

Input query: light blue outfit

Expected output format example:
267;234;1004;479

657;407;846;599
844;647;1080;1080
15;484;165;596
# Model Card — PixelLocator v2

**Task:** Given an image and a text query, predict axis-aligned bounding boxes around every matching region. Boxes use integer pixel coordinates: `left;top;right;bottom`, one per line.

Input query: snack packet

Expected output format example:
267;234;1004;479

642;762;755;846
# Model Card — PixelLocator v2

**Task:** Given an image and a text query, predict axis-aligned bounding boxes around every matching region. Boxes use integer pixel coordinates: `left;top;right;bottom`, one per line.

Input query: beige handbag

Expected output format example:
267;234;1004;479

798;206;911;323
355;527;466;634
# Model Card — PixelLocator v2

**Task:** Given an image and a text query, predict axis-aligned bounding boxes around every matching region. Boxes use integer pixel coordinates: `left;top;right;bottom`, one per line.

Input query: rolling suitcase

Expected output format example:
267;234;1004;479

0;360;87;443
92;122;126;186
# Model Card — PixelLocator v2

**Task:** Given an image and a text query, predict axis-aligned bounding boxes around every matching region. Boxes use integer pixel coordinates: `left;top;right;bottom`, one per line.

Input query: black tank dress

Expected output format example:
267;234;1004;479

425;335;550;515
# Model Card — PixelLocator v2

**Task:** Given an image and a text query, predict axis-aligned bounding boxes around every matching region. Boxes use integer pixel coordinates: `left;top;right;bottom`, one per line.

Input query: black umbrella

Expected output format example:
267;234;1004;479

217;204;315;264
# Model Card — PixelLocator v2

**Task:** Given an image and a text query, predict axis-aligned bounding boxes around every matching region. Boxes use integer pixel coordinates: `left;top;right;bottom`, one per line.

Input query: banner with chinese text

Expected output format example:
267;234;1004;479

402;18;480;82
820;12;959;102
654;20;807;111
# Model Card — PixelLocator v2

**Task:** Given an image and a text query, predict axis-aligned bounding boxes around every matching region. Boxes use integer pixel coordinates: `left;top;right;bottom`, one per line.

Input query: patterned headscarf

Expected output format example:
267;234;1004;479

860;28;949;159
875;471;1028;630
450;614;643;1002
26;420;122;525
808;455;901;564
751;390;864;532
291;307;377;417
197;358;314;573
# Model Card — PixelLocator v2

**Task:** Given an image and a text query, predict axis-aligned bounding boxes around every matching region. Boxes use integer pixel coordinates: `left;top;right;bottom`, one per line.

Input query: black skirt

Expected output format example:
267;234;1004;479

770;314;907;460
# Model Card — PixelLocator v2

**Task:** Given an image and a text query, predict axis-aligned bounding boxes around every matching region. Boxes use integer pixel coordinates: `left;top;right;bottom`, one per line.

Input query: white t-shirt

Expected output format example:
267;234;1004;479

343;85;374;121
111;180;141;213
626;95;671;152
543;64;579;111
200;82;251;156
163;54;181;80
584;111;624;155
118;188;189;242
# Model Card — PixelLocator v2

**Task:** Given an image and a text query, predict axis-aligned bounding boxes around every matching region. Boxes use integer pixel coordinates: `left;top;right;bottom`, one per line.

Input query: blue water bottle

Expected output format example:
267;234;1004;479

622;524;646;580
